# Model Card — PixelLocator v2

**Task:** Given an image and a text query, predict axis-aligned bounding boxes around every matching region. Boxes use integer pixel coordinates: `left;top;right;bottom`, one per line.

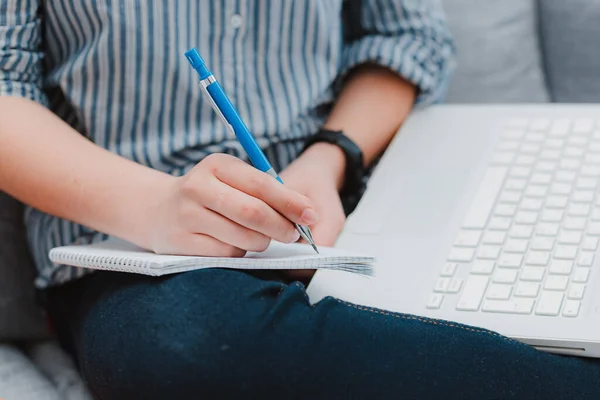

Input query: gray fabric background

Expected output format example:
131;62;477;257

443;0;550;103
538;0;600;102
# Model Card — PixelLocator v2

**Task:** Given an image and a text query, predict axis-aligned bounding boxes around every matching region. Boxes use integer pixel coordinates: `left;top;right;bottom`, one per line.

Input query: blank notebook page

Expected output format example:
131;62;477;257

49;238;375;277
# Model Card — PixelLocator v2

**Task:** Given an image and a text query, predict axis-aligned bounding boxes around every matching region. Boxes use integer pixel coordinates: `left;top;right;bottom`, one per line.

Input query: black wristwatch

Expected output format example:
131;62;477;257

303;129;367;214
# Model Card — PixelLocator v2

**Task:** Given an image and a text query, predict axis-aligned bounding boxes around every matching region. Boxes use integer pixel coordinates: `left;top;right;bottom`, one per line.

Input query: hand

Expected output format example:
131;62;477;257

278;143;347;282
140;153;318;257
279;143;347;247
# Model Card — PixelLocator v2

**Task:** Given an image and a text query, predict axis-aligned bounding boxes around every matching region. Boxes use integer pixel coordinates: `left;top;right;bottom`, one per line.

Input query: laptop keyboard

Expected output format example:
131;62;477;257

427;118;600;318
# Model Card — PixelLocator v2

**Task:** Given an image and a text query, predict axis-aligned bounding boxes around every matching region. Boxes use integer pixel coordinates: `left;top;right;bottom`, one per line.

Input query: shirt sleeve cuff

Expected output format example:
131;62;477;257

0;80;49;107
341;34;456;106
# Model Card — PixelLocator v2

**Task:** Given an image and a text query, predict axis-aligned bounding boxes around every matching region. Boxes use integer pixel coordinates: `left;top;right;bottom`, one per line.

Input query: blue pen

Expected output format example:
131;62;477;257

185;48;318;254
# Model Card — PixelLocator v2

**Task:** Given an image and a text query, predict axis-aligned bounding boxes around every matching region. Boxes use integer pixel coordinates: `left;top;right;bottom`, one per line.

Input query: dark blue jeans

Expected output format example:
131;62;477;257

43;268;600;399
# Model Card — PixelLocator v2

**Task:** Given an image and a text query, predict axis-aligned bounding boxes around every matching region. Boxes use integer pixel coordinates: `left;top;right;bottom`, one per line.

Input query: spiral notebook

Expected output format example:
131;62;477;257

49;238;375;277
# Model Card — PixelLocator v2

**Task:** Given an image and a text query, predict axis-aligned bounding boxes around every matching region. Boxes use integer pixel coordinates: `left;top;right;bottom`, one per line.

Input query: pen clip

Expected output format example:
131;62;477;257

199;81;236;138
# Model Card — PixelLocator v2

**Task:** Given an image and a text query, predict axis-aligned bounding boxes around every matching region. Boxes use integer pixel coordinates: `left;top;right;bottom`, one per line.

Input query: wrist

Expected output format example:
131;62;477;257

300;142;346;190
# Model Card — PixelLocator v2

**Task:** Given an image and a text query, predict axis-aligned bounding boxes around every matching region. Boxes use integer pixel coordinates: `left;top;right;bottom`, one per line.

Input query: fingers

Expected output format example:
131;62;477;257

162;233;247;258
208;154;319;226
191;207;273;252
202;179;302;244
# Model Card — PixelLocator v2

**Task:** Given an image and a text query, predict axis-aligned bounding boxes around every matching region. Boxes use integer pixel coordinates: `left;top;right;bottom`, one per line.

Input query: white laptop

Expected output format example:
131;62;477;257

307;104;600;358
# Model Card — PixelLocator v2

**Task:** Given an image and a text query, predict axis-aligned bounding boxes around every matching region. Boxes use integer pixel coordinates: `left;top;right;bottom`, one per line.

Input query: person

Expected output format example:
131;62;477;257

1;0;599;398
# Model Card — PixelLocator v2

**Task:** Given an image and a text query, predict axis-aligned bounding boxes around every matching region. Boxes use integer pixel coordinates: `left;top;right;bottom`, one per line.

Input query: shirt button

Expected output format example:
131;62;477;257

230;14;243;29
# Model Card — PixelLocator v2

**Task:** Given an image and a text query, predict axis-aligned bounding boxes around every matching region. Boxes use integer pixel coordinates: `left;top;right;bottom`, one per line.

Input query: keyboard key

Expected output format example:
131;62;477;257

535;161;558;172
585;154;600;164
554;245;578;260
521;267;545;282
564;147;585;158
497;253;523;268
546;196;569;209
526;251;550;266
515;155;535;166
504;239;528;253
510;225;533;239
471;260;495;275
454;230;482;247
568;283;586;300
536;291;564;316
572;267;590;283
521;198;543;211
573;118;594;134
525;132;544;143
581;166;600;177
577;251;595;267
447;278;463;293
572;191;594;203
514;282;540;298
530;237;554;251
462;167;508;229
502;129;526;139
562;300;581;318
440;263;458;276
434;278;451;293
521;144;541;154
540;209;563;223
495;204;517;217
577;178;597;190
544;276;569;291
510;167;531;178
505;179;527;191
477;245;501;260
549;119;570;136
489;217;512;231
582;237;599;251
499;191;521;204
540;150;561;160
590;142;600;153
525;185;548;198
588;222;600;235
564;217;586;230
548;260;573;275
441;263;458;277
567;204;590;217
592;208;600;220
487;284;512;300
482;231;506;245
492;152;516;165
456;276;489;311
530;118;550;131
482;298;534;315
555;171;577;183
546;139;566;149
536;223;560;236
568;136;589;147
550;183;572;195
515;211;538;224
426;293;444;309
558;231;581;245
531;173;552;185
448;247;475;262
493;269;518;284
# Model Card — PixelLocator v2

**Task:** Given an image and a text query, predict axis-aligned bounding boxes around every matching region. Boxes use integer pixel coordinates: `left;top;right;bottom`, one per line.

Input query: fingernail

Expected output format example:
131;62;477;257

301;208;318;225
288;229;301;243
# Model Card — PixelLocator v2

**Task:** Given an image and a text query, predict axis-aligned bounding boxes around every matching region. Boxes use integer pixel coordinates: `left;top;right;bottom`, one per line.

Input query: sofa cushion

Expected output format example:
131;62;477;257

0;344;60;399
442;0;549;103
0;192;49;340
538;0;600;102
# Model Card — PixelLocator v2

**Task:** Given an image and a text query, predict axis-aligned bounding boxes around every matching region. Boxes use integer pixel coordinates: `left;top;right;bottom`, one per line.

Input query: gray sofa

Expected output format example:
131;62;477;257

2;0;600;398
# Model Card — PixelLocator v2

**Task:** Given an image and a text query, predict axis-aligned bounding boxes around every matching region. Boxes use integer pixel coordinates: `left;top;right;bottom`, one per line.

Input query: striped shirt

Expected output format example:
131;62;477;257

0;0;455;288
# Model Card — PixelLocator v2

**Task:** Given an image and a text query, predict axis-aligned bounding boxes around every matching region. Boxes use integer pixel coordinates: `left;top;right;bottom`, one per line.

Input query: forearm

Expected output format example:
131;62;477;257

305;64;416;189
0;96;173;243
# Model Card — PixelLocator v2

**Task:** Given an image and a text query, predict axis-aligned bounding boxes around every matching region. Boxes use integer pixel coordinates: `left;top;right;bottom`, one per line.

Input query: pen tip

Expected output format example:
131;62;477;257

311;243;319;254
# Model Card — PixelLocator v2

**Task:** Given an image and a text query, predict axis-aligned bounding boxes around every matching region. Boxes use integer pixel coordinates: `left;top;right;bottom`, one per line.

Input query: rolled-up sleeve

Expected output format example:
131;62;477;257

0;0;48;106
341;0;456;105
